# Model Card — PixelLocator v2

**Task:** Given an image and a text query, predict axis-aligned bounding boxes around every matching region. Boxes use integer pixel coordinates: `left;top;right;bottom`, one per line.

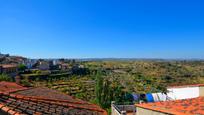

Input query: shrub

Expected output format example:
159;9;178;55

20;79;32;87
0;74;12;82
18;64;27;71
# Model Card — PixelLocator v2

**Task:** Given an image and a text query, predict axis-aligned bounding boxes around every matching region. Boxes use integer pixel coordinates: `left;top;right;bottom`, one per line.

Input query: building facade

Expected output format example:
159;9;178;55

0;64;18;76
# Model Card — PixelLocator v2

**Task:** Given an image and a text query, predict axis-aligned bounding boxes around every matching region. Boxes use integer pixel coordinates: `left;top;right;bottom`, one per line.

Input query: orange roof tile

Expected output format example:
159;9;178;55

136;97;204;115
0;82;107;115
0;81;28;93
0;64;17;68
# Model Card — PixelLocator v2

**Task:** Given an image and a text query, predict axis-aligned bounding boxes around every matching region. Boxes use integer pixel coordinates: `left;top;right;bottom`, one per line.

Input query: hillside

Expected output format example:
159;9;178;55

31;60;204;106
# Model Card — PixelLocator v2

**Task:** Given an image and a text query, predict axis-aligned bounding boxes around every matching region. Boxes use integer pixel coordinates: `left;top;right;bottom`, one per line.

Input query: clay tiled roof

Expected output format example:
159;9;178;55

0;81;28;93
0;82;107;115
13;87;100;108
136;97;204;115
0;64;17;68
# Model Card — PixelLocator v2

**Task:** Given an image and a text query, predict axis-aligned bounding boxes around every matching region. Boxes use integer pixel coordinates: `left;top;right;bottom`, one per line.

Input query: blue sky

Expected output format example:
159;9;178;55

0;0;204;59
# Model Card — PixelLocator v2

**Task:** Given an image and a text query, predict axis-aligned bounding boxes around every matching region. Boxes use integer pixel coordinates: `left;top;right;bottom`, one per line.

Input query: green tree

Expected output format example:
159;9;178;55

18;64;27;72
95;71;125;109
95;71;104;107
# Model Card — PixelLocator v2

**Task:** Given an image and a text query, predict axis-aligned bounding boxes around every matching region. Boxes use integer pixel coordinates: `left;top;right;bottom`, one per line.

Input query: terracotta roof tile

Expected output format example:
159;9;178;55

0;82;107;115
0;64;17;68
0;82;28;93
13;87;81;103
136;97;204;115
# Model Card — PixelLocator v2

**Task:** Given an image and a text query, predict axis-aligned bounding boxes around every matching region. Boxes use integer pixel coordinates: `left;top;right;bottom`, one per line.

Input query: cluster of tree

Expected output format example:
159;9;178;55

0;74;13;82
94;70;168;109
95;71;126;108
19;60;204;109
18;64;27;72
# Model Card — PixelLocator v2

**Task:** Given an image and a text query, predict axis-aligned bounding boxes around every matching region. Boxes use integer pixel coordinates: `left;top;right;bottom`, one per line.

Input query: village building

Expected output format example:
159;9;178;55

32;60;50;70
59;63;71;70
135;84;204;115
136;96;204;115
0;64;18;76
38;61;50;70
112;84;204;115
23;59;37;69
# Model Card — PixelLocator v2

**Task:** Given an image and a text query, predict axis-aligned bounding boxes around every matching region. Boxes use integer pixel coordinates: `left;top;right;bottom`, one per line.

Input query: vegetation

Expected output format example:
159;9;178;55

0;74;13;82
32;76;95;101
21;60;204;109
20;79;32;87
18;64;27;72
95;71;125;108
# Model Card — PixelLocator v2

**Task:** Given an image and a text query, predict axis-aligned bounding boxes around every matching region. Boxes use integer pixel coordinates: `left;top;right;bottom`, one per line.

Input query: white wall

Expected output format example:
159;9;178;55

167;87;199;100
137;107;168;115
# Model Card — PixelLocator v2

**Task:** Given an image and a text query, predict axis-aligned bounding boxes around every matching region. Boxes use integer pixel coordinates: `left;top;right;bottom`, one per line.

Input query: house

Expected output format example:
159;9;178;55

59;63;71;70
38;61;50;70
0;81;107;115
136;97;204;115
0;64;18;75
49;60;61;70
135;84;204;115
0;55;28;66
111;84;204;115
52;59;60;66
10;56;27;64
71;64;89;75
23;59;37;69
32;60;50;70
0;53;9;58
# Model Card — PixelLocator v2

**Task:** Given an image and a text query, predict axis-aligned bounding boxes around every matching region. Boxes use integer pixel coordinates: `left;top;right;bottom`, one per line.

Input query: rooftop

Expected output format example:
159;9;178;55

0;82;107;115
0;64;18;68
0;81;28;93
136;97;204;115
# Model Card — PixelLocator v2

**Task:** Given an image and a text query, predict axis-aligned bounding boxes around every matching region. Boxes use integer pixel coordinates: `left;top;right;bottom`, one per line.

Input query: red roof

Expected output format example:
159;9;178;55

0;64;17;68
0;82;107;115
136;97;204;115
0;81;28;93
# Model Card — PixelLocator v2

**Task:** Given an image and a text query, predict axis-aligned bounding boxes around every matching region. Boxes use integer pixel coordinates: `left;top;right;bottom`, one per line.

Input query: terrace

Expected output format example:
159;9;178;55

111;84;204;115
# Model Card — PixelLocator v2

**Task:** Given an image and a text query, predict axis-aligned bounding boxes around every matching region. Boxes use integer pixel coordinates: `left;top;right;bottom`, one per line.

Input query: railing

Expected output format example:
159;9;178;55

111;101;136;115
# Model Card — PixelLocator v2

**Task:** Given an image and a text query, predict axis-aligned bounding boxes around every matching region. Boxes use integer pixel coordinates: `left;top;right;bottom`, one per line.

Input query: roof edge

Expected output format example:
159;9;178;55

135;103;191;115
0;92;107;114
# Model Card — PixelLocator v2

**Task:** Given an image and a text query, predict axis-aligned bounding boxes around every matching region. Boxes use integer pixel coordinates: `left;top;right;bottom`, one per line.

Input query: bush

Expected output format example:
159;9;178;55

0;74;12;82
18;64;27;72
20;79;32;87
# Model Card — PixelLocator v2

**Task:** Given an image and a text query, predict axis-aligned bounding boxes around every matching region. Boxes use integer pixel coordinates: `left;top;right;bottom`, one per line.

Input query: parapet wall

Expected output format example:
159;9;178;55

199;85;204;96
167;84;204;99
136;107;168;115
